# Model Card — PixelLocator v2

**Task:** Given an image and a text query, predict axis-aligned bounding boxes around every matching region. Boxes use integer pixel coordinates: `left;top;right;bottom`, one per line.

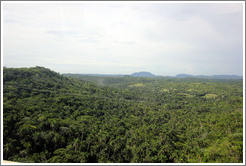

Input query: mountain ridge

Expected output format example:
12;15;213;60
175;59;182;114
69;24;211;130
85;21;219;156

4;66;242;79
175;73;242;79
130;71;156;77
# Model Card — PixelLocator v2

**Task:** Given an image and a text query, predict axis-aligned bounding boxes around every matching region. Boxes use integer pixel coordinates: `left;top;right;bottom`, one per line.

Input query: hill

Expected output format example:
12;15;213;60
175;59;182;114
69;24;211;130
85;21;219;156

131;71;156;77
4;66;67;90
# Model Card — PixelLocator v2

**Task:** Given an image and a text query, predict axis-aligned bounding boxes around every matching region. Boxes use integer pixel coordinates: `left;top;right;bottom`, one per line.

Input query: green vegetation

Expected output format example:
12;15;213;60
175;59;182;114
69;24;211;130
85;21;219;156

3;66;243;163
129;83;145;88
203;94;218;99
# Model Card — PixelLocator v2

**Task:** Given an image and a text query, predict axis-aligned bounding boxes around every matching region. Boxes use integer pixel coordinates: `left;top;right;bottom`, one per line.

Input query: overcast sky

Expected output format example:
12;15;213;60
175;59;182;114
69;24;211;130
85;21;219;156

2;2;244;75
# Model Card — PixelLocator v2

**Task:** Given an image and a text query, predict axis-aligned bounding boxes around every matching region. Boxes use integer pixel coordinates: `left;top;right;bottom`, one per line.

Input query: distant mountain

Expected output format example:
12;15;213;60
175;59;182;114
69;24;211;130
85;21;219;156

175;74;194;78
131;72;156;77
175;74;242;79
65;72;242;79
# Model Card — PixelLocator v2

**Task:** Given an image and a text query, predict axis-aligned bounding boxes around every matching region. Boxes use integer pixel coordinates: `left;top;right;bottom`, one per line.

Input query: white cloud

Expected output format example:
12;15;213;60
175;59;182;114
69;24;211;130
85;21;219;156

2;2;244;75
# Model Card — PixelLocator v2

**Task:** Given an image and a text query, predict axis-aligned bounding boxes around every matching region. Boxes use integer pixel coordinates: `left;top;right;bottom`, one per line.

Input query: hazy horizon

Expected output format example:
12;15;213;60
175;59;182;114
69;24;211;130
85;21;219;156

2;1;244;76
2;65;243;77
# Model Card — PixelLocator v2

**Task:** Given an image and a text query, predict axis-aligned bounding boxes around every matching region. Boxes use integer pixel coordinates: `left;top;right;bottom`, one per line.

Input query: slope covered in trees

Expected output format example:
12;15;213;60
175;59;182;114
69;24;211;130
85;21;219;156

3;67;243;163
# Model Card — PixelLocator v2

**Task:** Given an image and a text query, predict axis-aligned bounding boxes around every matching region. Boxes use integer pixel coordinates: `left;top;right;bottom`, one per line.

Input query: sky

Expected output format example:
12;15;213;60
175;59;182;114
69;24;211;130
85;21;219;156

2;1;244;76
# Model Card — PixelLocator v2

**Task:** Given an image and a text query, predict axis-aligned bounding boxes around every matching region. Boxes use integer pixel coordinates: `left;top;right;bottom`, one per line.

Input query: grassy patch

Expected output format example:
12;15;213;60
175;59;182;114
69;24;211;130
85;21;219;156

162;88;169;92
204;94;218;99
129;83;144;88
179;93;194;98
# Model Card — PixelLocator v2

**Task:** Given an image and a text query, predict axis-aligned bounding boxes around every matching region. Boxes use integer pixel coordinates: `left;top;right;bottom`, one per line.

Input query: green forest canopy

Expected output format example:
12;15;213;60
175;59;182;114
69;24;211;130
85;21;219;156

3;66;243;163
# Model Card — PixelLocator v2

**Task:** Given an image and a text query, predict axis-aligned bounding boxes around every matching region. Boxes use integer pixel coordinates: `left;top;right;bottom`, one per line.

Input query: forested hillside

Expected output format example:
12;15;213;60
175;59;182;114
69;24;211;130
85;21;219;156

3;67;243;163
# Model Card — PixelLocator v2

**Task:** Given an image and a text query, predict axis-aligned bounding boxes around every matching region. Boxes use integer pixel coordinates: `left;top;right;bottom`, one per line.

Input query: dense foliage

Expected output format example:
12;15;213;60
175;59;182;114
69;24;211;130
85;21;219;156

3;66;243;163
